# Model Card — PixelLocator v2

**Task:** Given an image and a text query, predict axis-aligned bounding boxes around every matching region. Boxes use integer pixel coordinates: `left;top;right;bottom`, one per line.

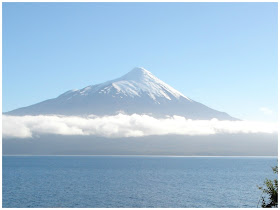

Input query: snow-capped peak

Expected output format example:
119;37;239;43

116;67;191;101
6;67;237;120
120;67;153;81
60;67;192;103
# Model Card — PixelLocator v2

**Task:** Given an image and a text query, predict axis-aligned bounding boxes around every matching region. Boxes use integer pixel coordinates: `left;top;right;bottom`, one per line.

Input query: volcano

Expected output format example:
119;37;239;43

5;67;237;120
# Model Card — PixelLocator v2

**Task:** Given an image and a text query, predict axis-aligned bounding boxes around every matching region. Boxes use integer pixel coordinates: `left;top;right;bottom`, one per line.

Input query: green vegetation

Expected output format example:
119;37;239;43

258;166;278;208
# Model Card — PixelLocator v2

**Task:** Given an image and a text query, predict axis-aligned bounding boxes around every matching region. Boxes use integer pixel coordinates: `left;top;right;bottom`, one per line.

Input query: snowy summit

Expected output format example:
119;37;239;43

5;67;237;120
65;67;191;103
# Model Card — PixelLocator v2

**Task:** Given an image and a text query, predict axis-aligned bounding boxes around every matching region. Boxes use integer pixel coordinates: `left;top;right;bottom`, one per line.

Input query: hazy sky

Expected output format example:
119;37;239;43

3;2;278;122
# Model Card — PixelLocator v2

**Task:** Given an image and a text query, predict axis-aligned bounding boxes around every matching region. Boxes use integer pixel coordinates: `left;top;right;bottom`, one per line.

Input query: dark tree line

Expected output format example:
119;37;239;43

258;166;278;208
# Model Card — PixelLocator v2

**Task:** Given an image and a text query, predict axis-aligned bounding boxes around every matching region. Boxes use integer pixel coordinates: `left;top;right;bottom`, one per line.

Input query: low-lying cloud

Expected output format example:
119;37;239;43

260;107;273;115
2;114;278;139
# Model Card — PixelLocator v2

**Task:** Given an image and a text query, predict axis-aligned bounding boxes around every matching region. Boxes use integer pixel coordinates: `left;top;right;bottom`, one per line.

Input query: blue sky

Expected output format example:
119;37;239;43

3;2;278;122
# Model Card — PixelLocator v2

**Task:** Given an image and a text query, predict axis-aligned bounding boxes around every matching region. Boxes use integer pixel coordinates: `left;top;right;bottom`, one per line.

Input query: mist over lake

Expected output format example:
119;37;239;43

3;133;277;156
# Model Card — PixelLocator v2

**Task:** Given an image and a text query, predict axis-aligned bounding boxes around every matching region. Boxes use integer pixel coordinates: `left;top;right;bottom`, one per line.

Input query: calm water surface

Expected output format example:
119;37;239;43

2;156;277;208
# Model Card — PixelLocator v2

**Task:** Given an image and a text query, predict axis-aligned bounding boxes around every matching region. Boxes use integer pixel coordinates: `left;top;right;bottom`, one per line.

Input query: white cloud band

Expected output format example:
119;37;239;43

259;107;273;115
2;114;278;139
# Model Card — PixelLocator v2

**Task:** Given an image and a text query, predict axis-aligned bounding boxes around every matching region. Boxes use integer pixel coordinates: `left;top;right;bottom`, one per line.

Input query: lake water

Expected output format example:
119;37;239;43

2;156;277;208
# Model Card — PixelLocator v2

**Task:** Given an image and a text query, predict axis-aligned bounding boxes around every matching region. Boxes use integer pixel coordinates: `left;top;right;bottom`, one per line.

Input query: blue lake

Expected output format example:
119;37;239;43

2;156;277;208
